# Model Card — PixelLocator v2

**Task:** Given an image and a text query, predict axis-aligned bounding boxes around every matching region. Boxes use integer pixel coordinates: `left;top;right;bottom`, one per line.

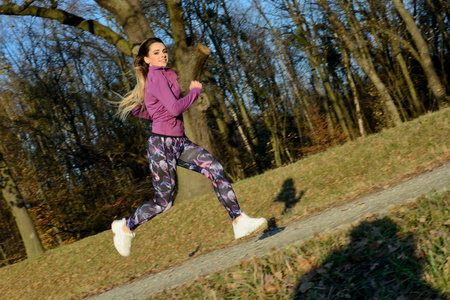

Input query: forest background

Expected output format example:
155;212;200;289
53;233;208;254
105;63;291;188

0;0;448;264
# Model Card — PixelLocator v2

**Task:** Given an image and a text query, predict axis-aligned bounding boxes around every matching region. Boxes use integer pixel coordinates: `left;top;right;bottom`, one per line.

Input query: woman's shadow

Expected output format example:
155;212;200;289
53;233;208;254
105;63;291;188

293;217;446;299
259;178;304;240
274;178;305;215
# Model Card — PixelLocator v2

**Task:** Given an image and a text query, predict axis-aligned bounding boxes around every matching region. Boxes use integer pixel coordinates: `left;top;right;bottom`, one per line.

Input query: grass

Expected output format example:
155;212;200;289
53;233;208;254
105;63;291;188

0;107;448;299
150;190;450;299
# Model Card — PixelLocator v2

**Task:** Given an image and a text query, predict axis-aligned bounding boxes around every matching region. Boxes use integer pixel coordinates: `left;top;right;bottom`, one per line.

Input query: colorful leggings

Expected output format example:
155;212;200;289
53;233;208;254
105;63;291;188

126;135;242;230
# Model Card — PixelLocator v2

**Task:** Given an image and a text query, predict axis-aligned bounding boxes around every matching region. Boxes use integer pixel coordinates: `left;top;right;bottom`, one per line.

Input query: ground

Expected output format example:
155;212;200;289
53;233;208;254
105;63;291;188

89;164;450;299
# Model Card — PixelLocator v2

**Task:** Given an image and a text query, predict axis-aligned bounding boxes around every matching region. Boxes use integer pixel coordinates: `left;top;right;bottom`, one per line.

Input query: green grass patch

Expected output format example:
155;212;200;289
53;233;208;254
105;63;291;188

0;108;448;299
150;190;450;299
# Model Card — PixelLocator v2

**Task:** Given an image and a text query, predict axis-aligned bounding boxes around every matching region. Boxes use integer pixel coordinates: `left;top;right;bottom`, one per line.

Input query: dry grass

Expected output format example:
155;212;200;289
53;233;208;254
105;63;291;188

0;108;448;300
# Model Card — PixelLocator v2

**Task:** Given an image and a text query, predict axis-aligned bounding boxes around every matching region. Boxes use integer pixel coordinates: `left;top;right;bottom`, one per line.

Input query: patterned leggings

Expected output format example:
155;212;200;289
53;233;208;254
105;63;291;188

126;135;242;230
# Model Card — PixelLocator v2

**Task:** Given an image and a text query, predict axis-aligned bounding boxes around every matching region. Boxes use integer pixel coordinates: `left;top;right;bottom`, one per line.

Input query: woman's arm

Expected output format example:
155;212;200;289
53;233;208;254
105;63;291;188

149;72;201;116
132;104;152;120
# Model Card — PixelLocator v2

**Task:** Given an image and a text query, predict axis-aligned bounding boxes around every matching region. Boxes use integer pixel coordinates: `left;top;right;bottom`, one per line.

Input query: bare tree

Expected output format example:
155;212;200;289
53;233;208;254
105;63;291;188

392;0;449;107
0;150;44;259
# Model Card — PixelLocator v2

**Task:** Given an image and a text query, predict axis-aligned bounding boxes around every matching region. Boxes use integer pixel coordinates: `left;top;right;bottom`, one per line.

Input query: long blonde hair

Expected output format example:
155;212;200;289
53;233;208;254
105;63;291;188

117;38;164;121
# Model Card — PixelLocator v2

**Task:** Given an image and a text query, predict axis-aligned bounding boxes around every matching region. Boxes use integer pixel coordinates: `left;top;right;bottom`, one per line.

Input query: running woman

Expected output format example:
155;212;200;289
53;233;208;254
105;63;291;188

112;38;268;256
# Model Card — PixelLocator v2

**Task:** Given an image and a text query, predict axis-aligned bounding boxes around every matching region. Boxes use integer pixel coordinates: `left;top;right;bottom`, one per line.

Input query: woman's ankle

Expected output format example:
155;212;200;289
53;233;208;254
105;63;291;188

122;224;133;234
233;215;243;225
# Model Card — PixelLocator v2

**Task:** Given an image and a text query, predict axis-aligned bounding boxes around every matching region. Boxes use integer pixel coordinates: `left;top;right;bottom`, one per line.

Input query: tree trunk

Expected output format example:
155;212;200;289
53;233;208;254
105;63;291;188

392;0;449;107
0;151;44;259
167;0;216;199
391;39;423;115
342;47;366;137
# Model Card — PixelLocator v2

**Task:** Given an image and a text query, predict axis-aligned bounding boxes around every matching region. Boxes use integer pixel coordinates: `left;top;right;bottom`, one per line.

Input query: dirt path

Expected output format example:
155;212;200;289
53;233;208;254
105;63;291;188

90;164;449;300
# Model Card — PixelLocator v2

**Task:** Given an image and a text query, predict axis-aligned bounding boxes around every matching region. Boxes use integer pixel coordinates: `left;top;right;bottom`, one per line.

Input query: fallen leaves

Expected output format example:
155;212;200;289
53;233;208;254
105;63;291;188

295;255;317;272
263;273;279;293
428;230;443;238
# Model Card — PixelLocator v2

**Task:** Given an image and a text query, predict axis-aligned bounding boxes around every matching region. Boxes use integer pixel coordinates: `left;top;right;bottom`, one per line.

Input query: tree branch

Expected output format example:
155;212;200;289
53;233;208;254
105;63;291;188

94;0;153;51
0;2;133;56
373;25;421;62
18;0;36;11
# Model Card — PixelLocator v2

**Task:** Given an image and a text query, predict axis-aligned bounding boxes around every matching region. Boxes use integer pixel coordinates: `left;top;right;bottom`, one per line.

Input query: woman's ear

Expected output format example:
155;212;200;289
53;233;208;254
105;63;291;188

144;57;150;65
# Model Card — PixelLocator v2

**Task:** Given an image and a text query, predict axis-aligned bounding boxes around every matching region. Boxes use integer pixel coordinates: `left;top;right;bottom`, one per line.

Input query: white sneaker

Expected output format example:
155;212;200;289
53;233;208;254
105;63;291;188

233;212;268;239
111;218;135;256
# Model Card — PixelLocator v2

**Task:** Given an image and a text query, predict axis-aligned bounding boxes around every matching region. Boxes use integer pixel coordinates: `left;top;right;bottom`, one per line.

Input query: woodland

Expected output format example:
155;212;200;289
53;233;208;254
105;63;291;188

0;0;448;264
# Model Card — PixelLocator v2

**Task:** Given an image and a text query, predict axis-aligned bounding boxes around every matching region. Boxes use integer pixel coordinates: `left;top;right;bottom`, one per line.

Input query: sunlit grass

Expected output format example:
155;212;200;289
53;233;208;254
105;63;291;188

0;108;448;300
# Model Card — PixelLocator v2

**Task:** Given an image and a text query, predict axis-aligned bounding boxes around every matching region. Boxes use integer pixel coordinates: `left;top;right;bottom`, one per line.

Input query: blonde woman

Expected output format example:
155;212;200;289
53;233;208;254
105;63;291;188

112;38;267;257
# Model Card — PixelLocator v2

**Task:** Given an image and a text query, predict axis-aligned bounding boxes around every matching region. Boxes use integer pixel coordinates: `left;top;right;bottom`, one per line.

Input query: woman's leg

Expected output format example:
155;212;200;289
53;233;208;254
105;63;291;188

126;136;183;230
177;138;242;221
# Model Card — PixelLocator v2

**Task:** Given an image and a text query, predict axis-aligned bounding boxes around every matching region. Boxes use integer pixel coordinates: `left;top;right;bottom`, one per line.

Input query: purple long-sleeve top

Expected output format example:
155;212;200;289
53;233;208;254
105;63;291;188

132;66;201;137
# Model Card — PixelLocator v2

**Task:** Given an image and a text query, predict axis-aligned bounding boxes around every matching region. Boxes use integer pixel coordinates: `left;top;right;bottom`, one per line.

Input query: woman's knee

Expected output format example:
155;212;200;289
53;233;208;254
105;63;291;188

150;202;171;215
210;158;226;176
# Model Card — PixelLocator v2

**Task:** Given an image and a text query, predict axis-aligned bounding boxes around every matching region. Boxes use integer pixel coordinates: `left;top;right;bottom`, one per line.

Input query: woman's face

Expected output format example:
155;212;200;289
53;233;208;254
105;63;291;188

144;42;168;67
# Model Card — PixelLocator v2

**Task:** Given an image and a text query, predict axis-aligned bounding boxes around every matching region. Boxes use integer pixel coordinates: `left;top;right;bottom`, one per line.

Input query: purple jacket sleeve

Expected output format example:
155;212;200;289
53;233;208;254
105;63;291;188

149;72;201;116
132;104;152;120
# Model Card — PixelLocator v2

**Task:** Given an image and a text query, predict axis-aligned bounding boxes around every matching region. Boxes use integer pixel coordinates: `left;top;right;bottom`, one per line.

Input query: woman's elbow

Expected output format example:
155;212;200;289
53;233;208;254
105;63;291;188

167;107;184;116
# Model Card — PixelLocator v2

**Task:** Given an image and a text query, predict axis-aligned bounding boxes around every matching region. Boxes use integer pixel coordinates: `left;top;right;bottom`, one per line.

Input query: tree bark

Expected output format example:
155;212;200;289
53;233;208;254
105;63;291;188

392;0;449;107
391;39;423;115
0;150;44;259
94;0;154;54
342;47;366;137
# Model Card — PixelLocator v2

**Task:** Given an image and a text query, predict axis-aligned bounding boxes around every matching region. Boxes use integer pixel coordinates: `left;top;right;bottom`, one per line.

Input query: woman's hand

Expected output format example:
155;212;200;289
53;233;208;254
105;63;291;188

189;80;202;91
